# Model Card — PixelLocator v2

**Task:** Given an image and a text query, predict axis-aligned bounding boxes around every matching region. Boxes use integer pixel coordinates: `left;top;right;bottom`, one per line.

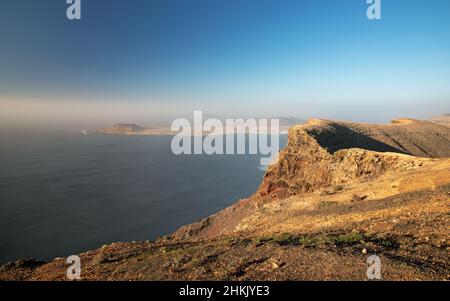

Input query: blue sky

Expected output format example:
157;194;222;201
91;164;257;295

1;0;449;124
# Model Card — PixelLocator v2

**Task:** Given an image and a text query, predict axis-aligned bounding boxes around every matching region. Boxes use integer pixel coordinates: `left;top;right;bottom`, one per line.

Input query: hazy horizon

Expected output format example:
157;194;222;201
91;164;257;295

0;96;448;131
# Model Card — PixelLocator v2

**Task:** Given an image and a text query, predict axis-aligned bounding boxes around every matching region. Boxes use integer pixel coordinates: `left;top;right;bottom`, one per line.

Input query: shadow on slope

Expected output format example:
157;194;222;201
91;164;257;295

307;123;407;155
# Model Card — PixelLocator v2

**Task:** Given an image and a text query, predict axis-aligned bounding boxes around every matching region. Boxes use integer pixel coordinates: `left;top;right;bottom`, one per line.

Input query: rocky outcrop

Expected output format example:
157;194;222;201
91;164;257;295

258;119;450;198
302;118;450;157
173;118;450;240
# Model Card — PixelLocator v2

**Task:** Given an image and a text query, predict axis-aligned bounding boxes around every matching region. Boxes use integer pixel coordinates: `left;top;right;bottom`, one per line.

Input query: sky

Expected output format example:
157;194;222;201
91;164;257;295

1;0;450;127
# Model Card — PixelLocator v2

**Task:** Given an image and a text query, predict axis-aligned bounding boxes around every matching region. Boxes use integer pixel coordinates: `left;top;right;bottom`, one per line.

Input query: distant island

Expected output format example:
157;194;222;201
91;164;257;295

97;123;175;136
96;117;306;136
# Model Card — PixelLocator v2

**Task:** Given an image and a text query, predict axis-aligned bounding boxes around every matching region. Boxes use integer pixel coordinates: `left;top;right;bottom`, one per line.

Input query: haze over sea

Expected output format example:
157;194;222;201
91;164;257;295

0;129;286;264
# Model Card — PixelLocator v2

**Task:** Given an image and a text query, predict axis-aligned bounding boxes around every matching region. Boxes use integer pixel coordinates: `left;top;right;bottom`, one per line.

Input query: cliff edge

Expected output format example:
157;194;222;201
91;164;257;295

1;118;449;280
173;118;450;240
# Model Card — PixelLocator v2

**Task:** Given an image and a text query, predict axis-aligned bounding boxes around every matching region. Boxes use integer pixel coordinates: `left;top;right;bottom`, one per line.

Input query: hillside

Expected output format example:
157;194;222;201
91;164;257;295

430;114;450;127
1;118;449;280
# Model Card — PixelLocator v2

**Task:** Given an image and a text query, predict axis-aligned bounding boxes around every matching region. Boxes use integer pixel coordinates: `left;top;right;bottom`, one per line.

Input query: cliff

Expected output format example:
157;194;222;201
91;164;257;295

1;118;449;280
173;118;450;240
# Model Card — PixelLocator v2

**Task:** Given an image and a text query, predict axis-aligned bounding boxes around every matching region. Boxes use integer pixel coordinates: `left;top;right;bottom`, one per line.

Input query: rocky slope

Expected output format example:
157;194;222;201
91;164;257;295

1;118;449;281
430;114;450;127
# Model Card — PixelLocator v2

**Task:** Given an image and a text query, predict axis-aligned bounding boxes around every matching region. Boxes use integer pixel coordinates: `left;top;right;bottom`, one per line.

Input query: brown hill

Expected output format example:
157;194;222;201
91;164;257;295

302;118;450;157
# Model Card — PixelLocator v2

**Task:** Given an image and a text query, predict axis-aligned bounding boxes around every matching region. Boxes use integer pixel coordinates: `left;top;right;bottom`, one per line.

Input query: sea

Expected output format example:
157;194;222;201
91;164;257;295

0;130;286;264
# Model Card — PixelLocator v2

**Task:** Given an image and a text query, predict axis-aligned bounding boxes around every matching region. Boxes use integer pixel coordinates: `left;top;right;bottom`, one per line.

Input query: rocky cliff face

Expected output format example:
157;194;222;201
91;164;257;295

173;118;450;240
258;119;450;199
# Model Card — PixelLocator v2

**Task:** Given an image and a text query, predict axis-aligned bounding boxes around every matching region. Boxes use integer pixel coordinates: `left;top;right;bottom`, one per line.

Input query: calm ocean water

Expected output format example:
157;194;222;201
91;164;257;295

0;130;286;264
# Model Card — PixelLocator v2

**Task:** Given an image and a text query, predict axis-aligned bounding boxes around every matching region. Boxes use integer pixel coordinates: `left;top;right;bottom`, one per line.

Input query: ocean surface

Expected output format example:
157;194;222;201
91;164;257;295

0;130;286;264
